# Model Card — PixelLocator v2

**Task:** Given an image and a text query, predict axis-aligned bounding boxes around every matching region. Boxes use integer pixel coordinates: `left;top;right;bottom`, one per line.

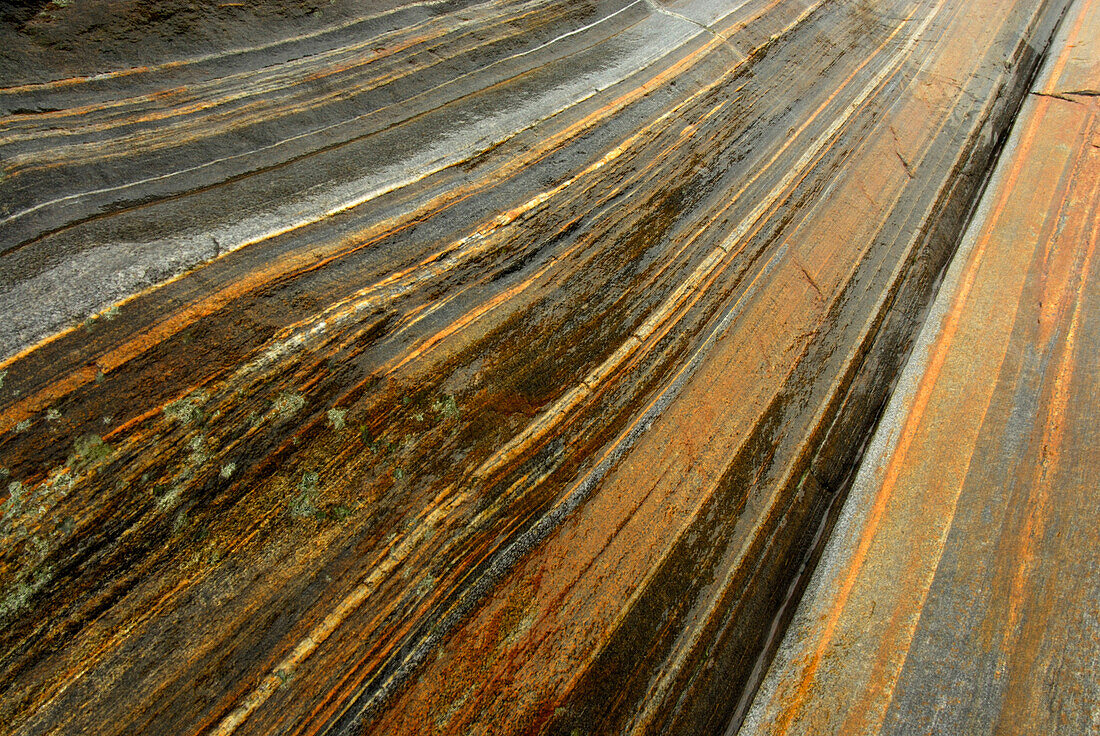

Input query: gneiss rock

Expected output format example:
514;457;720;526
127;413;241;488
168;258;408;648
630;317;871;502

0;0;1073;734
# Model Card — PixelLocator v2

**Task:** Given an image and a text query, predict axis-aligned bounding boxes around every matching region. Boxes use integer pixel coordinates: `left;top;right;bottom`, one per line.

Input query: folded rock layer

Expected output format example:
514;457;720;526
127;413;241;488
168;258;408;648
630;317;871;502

0;1;1074;734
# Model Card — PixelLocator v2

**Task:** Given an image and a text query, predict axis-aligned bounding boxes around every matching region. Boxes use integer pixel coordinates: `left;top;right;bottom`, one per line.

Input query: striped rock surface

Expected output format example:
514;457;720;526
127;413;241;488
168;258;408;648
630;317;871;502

743;0;1100;732
0;0;1074;734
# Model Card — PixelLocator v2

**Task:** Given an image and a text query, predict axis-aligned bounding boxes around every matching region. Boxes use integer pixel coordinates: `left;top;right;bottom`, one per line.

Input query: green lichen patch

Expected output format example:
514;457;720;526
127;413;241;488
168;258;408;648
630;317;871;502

70;434;112;469
275;668;294;689
327;408;347;430
164;390;210;426
288;471;320;518
220;462;237;479
273;391;305;419
0;565;54;622
3;480;25;519
329;504;353;521
288;495;317;518
44;468;73;496
0;581;34;621
188;435;211;466
432;394;460;420
155;486;183;511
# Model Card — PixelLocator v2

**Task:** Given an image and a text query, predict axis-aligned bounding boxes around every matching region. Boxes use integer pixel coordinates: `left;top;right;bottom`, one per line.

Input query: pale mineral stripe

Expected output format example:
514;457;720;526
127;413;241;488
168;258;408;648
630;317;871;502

0;0;650;232
0;0;466;94
471;0;913;482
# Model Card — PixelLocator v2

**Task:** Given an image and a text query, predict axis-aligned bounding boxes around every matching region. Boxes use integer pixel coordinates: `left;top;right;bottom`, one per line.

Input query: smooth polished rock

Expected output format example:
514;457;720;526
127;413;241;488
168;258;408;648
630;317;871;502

0;1;1074;735
743;0;1100;732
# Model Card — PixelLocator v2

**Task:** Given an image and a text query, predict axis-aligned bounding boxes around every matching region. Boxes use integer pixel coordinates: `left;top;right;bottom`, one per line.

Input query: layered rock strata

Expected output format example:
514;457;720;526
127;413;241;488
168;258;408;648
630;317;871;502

0;1;1076;734
744;0;1100;731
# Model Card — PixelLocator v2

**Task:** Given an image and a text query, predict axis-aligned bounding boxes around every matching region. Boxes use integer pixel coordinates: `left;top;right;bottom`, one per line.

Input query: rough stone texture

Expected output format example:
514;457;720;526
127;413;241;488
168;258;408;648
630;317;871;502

0;1;1077;735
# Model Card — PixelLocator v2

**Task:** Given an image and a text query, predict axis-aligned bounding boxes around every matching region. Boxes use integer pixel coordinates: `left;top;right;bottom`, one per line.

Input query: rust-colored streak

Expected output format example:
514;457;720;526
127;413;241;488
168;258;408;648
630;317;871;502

744;0;1100;731
0;0;1078;735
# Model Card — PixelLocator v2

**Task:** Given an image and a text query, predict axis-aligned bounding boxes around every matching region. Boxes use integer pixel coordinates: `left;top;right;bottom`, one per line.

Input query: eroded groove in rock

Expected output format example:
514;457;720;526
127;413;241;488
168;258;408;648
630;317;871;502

742;0;1100;730
0;1;1073;735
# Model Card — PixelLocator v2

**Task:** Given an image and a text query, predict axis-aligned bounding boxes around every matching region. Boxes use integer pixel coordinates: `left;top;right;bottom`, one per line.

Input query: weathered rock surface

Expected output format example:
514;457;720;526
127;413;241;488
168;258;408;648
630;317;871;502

743;0;1100;732
0;0;1078;734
